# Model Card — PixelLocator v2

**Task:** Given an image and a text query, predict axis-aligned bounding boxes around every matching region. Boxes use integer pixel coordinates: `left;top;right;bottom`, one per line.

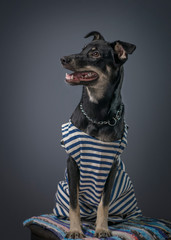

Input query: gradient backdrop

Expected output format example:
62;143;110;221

1;1;171;239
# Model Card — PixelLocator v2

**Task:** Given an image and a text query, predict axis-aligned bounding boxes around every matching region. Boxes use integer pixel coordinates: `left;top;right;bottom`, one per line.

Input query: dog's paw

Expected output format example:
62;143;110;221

95;228;112;238
65;231;85;239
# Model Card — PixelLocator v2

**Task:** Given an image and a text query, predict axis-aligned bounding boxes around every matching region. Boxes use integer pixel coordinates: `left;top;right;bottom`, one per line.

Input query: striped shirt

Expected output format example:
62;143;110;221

53;120;142;221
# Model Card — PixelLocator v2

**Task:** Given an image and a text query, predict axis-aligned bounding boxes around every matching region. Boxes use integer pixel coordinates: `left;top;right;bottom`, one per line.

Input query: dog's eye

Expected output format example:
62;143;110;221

91;51;100;58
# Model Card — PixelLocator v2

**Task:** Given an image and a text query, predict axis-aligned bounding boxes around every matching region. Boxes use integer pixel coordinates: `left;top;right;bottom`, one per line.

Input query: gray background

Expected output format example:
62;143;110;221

1;0;171;239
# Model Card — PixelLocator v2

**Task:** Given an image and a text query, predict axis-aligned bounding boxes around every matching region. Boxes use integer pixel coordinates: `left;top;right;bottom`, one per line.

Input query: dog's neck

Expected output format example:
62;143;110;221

81;67;124;121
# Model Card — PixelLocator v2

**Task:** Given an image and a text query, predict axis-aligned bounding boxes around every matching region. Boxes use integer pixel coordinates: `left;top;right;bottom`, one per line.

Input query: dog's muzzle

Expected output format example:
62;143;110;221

60;56;99;85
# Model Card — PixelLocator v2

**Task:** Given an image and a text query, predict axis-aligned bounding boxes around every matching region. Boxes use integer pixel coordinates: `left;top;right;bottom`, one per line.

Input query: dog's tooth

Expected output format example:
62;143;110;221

71;75;74;79
66;73;69;79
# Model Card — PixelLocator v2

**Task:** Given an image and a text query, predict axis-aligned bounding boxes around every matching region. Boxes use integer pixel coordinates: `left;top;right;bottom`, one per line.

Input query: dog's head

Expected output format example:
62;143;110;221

61;31;136;86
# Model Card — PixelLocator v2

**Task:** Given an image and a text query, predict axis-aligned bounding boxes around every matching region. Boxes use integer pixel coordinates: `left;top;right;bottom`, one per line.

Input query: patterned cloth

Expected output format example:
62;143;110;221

53;121;142;221
23;214;171;239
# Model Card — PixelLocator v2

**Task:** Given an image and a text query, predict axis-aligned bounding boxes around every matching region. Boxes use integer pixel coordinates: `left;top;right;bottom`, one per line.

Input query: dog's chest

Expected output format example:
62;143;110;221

85;124;123;142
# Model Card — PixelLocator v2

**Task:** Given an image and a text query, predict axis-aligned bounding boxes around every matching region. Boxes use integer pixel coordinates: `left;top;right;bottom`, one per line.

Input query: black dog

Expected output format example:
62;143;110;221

58;31;137;238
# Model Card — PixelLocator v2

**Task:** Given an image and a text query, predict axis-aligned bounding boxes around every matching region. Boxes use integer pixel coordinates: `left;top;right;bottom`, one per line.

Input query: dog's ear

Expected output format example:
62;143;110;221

110;41;136;64
84;31;105;41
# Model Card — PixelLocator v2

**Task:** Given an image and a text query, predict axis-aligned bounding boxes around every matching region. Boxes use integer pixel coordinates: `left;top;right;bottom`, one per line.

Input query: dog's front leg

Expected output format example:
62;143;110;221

95;160;118;238
66;156;85;239
95;196;111;238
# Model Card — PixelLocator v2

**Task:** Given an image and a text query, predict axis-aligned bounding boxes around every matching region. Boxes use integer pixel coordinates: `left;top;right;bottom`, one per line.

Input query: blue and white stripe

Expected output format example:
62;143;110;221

53;120;142;221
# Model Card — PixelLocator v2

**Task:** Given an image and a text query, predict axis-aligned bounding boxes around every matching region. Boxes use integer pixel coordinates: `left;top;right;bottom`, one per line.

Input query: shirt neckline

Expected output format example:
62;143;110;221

68;119;127;145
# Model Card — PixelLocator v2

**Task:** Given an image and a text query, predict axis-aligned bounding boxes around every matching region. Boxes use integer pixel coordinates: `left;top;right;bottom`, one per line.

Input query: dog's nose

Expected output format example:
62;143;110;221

60;57;71;65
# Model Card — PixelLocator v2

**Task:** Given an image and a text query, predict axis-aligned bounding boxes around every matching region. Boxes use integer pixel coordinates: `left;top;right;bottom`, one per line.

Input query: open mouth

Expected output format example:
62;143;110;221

65;71;99;84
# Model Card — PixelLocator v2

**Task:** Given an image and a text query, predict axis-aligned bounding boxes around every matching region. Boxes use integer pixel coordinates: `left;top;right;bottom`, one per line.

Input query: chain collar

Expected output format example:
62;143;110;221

80;103;123;127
